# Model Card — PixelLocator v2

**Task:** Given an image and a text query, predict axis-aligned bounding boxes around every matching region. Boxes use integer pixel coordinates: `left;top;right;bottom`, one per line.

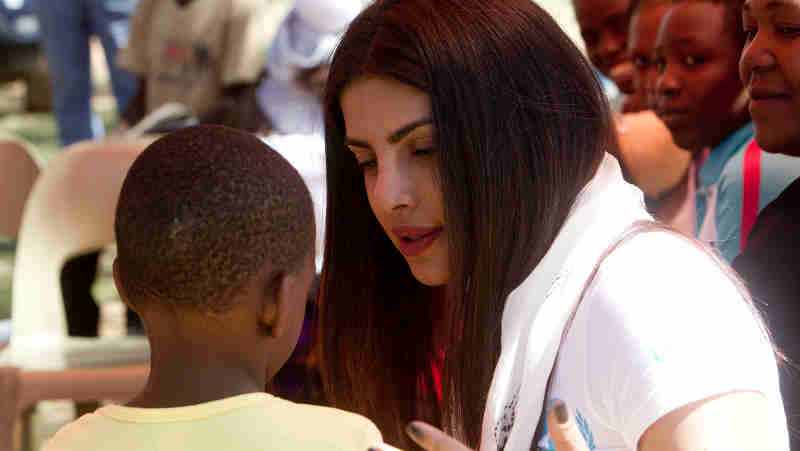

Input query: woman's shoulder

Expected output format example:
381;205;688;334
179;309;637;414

568;231;781;446
580;230;770;364
592;230;740;304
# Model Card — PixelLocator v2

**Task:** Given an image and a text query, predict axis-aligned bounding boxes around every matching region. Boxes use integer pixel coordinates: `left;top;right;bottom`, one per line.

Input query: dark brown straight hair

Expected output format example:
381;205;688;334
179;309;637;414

317;0;615;448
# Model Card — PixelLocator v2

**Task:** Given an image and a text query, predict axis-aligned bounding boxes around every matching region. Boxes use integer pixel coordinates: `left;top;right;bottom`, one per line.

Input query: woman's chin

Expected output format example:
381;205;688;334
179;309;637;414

408;263;449;287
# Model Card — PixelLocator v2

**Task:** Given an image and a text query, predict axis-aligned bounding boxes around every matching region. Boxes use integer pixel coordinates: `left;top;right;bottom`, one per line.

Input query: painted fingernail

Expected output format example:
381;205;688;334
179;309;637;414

406;422;423;439
554;401;569;424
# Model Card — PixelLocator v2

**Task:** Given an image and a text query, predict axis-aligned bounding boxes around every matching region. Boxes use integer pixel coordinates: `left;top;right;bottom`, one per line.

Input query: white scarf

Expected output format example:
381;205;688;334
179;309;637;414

480;153;651;451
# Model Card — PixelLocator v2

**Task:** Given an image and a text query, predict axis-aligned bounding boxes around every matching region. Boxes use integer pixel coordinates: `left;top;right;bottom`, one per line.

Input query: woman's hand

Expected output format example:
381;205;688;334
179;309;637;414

368;401;591;451
543;401;593;451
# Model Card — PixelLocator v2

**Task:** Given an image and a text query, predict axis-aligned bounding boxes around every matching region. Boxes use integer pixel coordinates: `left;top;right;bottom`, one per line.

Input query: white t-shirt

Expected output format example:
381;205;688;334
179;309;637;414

261;134;326;272
530;232;787;450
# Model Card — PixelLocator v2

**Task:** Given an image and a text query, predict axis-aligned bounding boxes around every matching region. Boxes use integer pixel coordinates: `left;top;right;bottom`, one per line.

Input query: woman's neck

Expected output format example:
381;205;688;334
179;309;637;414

431;285;451;352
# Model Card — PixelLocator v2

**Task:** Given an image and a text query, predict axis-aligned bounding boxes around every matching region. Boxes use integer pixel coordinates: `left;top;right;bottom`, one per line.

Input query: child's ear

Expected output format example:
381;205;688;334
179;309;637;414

261;272;298;339
113;258;137;314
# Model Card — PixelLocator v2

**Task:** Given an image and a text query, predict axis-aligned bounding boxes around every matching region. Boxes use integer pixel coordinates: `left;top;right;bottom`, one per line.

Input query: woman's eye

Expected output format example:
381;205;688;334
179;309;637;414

358;160;377;171
413;147;435;157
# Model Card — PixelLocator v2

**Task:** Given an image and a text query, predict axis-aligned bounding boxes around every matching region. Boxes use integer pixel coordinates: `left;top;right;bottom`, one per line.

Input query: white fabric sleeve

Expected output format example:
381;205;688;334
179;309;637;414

581;233;780;449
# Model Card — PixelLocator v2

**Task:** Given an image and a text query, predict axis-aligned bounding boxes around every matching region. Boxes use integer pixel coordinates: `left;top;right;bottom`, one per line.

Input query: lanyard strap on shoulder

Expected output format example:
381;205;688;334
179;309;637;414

741;140;761;252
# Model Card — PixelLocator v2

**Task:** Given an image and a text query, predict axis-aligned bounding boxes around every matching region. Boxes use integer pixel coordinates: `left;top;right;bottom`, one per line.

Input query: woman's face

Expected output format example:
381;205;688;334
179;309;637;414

340;77;450;286
740;0;800;155
654;3;747;150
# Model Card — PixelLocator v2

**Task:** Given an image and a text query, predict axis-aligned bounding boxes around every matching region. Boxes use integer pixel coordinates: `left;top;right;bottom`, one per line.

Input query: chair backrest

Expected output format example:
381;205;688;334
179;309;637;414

0;138;40;239
10;139;153;344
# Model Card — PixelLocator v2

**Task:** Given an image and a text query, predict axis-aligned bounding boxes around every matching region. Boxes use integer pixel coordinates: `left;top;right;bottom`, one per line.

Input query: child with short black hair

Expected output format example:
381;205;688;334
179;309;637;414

44;125;382;450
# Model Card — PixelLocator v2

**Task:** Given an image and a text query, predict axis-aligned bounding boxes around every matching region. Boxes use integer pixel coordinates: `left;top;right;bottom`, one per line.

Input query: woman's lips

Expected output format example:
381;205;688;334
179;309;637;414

392;226;443;257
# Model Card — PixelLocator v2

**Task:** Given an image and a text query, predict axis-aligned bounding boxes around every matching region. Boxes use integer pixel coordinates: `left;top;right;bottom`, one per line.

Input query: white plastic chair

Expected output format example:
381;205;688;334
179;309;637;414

0;138;155;450
0;136;40;353
3;138;155;358
0;136;40;241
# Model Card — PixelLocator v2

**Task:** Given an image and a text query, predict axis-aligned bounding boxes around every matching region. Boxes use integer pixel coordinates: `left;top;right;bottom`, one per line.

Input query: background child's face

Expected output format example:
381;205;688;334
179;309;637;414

741;0;800;156
629;4;674;108
654;3;747;150
574;0;635;93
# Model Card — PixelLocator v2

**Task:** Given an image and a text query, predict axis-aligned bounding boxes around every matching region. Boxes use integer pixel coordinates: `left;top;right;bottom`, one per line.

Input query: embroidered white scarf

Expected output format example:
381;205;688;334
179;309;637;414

480;153;651;451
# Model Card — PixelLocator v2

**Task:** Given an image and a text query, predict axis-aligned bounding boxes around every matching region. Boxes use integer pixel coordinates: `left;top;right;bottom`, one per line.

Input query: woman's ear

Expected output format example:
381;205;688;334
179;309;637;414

113;258;137;314
260;272;298;339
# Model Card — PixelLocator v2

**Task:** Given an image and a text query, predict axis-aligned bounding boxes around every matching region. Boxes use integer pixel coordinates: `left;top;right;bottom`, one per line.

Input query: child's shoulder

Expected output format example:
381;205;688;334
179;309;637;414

43;412;116;451
718;140;800;181
267;397;384;448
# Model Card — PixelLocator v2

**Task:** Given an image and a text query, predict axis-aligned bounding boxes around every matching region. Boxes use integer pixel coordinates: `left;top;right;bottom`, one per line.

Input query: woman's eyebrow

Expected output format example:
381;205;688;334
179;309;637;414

387;118;433;144
345;117;434;149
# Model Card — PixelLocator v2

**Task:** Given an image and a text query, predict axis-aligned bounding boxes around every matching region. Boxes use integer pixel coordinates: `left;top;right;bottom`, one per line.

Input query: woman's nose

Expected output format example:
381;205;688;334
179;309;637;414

373;160;416;214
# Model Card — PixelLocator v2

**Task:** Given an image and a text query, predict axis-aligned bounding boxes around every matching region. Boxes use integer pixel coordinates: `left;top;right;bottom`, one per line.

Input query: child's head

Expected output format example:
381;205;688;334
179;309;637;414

653;0;749;150
741;0;800;156
114;125;315;380
574;0;636;93
628;0;674;108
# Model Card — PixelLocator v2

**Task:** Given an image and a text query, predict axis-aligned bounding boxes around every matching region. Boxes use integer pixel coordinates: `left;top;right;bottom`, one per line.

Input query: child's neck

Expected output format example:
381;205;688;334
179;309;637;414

707;113;751;152
127;341;267;408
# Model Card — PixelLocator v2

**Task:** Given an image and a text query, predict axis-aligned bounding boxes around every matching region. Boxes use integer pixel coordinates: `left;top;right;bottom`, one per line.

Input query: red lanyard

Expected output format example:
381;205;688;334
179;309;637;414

741;140;762;252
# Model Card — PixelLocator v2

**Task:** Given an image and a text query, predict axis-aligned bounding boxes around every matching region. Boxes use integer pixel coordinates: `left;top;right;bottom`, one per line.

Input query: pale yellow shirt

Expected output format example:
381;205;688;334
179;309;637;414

44;393;383;450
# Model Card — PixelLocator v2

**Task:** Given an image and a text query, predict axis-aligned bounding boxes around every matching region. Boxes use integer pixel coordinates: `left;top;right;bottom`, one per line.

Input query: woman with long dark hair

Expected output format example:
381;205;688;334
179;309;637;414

318;0;788;449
